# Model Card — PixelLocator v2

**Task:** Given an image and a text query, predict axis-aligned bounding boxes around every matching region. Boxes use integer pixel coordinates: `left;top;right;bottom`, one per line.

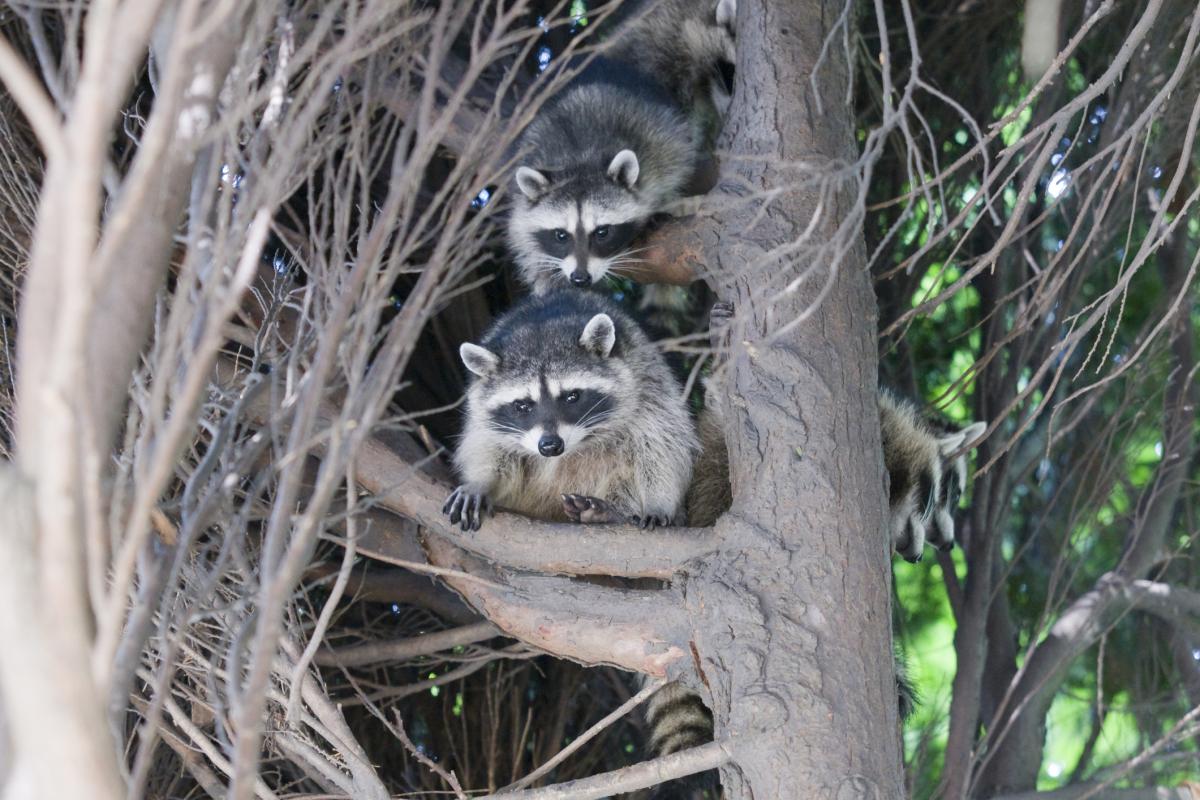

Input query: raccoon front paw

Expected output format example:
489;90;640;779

562;494;623;525
443;485;492;532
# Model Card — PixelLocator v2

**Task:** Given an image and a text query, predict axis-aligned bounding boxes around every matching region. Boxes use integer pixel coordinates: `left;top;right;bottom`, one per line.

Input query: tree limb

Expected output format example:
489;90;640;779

422;535;691;676
313;620;503;668
481;740;733;800
505;678;665;791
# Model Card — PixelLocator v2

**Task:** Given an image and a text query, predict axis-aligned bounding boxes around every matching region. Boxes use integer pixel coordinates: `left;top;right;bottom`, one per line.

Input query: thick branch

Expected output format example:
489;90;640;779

422;535;690;676
353;430;720;579
628;213;721;287
304;560;480;624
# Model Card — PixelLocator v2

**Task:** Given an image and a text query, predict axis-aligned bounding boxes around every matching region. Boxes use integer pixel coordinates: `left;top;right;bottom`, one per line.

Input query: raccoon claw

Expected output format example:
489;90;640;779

635;513;673;530
936;540;955;553
443;486;491;532
903;552;923;564
708;301;735;330
562;494;622;525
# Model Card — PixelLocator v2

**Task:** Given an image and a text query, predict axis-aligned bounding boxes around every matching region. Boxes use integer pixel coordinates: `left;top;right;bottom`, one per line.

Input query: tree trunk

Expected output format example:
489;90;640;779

693;1;905;795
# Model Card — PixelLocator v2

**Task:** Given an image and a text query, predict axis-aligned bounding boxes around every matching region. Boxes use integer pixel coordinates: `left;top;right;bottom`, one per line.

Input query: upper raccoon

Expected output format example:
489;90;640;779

506;0;736;294
443;289;698;531
878;389;986;562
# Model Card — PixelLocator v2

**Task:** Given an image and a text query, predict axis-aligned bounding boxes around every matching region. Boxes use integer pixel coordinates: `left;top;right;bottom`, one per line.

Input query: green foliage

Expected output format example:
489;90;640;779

872;3;1200;795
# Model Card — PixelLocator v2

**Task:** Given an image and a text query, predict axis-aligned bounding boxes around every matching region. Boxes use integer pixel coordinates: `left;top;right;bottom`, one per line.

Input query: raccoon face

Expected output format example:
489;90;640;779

513;150;651;288
460;313;620;458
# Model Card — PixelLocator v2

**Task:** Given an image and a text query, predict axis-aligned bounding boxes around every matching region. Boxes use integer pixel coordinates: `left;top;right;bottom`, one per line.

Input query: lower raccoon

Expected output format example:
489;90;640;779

443;288;698;531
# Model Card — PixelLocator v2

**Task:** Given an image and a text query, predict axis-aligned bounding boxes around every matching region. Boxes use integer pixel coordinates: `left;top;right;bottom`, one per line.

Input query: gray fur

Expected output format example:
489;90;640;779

506;0;736;294
606;0;737;149
878;390;986;562
444;289;698;530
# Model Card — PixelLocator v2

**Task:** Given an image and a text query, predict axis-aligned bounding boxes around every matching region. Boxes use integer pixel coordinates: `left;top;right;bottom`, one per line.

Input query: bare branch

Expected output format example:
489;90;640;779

423;535;691;676
506;678;666;791
313;620;503;668
481;740;733;800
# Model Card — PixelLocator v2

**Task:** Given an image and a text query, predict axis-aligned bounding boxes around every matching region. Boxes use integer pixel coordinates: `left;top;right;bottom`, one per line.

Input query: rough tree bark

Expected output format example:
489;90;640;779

685;1;904;796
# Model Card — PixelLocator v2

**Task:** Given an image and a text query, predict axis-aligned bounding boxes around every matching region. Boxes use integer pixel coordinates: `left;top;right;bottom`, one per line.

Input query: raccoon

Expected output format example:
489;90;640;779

878;389;987;562
443;288;698;532
604;0;738;149
685;368;988;557
506;0;736;294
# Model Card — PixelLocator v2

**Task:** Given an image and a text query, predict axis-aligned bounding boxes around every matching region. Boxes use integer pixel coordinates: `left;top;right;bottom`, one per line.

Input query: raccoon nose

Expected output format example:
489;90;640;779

569;272;592;287
538;434;565;457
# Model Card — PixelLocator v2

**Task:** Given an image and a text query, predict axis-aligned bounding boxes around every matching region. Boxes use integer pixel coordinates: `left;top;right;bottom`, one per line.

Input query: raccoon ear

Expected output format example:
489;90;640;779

937;422;987;456
716;0;736;28
959;421;987;447
579;313;616;357
515;167;550;201
606;150;640;189
460;343;500;377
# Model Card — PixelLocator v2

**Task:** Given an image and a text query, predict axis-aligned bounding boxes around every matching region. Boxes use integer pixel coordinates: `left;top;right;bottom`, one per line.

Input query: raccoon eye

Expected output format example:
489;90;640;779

554;229;569;242
563;390;580;403
593;226;609;240
513;399;533;413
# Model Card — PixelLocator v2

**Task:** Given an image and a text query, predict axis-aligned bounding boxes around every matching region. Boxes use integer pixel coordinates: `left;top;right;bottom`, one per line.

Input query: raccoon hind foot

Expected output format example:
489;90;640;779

562;494;625;524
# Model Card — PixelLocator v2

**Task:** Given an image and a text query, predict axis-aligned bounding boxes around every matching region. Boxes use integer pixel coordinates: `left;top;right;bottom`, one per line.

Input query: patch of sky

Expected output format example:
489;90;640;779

1047;168;1071;199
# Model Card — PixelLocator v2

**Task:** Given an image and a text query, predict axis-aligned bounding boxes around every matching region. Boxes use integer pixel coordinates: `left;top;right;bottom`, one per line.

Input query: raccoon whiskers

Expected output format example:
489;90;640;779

574;395;610;425
578;409;616;429
531;262;565;276
487;422;529;437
